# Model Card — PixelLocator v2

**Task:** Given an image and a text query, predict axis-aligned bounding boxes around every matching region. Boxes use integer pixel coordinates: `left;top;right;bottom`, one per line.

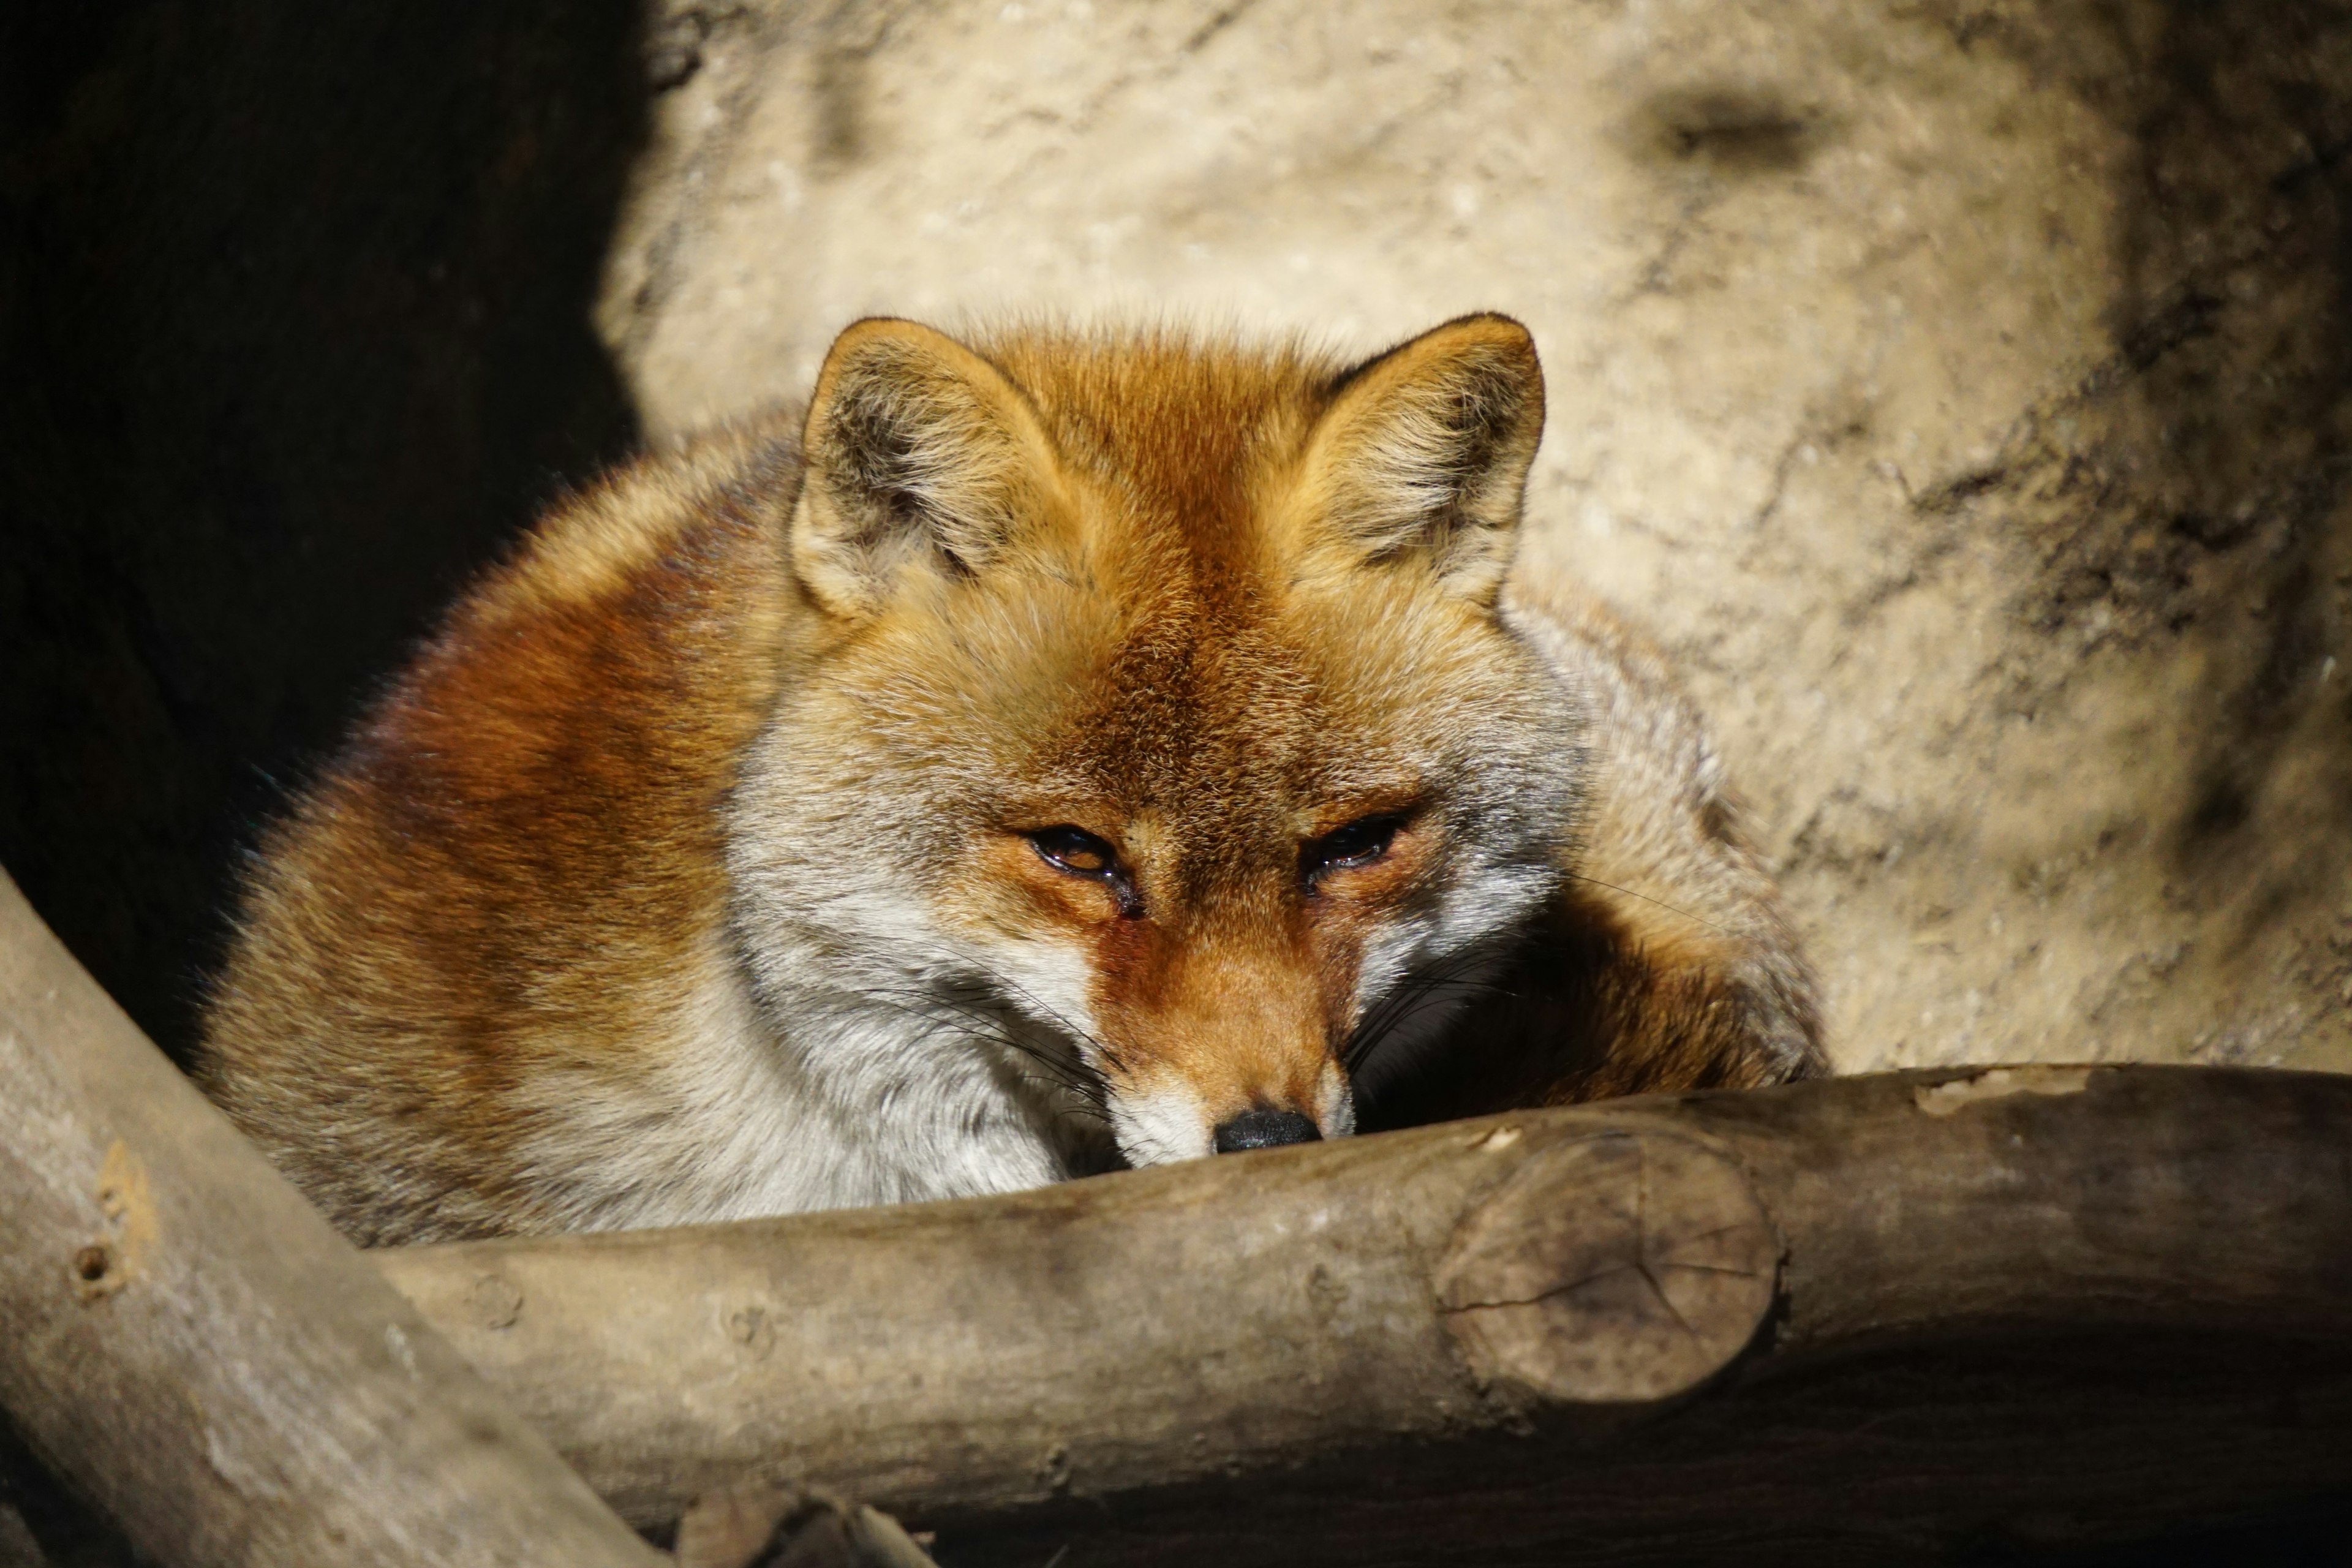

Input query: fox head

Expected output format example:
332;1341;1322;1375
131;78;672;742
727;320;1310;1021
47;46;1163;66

729;315;1581;1170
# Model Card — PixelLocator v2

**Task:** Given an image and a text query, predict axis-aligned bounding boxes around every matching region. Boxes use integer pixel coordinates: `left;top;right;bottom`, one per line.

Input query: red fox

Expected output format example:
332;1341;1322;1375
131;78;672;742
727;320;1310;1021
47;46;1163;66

197;315;1823;1244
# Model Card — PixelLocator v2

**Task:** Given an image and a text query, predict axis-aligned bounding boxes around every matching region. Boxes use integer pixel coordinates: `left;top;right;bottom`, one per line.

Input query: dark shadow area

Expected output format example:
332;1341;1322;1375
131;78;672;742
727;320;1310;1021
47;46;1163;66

923;1329;2352;1567
0;1413;141;1568
2110;4;2352;903
1936;2;2352;981
1967;1498;2352;1568
0;0;649;1061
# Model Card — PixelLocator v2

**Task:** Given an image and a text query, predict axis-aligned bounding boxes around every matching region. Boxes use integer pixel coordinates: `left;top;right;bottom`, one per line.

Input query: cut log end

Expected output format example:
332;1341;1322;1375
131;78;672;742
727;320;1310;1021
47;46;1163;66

1435;1131;1779;1404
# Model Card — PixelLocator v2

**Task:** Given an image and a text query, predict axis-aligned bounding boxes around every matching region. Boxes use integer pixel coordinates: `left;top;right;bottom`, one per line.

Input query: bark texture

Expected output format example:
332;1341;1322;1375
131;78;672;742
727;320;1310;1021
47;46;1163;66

379;1063;2352;1563
0;872;666;1568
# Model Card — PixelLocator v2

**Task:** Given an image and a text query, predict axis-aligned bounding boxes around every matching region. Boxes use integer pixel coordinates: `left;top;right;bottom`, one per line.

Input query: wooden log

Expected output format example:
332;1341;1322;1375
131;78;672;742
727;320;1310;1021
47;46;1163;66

0;872;668;1568
377;1064;2352;1561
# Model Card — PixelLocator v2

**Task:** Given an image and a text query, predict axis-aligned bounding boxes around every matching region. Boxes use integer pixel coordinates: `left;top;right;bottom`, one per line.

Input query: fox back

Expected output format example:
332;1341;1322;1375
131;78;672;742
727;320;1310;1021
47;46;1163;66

199;315;1822;1243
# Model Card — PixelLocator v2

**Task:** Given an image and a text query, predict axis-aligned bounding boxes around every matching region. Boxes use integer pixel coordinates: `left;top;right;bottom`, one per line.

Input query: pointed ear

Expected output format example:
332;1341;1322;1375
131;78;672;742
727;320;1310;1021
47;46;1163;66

792;318;1059;618
1297;314;1545;601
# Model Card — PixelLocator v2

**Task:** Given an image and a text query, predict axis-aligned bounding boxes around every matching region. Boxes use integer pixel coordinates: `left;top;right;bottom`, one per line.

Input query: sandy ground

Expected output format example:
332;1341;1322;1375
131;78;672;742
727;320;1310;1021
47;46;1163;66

595;0;2352;1076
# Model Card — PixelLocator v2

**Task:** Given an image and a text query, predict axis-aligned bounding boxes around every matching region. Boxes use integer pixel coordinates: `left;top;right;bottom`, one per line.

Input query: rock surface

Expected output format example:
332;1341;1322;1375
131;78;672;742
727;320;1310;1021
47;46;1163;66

598;0;2352;1074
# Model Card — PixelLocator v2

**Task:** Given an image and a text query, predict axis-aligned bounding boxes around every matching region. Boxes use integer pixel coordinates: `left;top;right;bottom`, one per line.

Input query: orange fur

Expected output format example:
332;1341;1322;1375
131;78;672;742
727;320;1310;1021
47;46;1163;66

198;317;1822;1243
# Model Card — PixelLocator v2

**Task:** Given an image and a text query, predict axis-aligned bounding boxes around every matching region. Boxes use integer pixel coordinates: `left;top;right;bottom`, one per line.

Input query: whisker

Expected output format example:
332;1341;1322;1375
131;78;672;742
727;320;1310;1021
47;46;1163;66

918;983;1110;1084
970;974;1132;1079
1343;944;1520;1074
1559;869;1727;937
1342;872;1724;1077
851;984;1115;1119
1346;987;1513;1075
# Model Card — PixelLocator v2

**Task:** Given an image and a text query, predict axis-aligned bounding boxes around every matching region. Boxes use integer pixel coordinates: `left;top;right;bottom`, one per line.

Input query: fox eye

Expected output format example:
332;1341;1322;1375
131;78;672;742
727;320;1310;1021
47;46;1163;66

1030;826;1119;878
1305;813;1404;880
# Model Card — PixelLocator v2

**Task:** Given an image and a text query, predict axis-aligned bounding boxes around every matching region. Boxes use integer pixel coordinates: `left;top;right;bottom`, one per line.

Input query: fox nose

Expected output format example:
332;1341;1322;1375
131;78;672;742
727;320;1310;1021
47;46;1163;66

1212;1108;1322;1153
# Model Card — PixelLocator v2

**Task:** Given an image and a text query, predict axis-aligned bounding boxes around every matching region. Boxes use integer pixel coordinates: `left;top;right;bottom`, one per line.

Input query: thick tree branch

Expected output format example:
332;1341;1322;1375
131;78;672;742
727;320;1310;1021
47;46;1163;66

0;872;666;1568
379;1062;2352;1561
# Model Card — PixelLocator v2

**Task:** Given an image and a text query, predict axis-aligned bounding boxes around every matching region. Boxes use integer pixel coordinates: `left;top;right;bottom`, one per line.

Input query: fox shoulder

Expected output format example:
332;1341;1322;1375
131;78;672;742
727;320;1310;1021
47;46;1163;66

196;420;812;1242
1532;566;1825;1077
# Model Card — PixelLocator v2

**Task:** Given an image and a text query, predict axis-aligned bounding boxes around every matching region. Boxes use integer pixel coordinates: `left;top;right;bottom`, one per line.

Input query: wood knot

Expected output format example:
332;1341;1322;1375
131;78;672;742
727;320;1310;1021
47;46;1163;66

1038;1442;1072;1492
467;1273;525;1330
1436;1132;1778;1404
726;1304;776;1360
75;1142;156;1303
71;1243;119;1301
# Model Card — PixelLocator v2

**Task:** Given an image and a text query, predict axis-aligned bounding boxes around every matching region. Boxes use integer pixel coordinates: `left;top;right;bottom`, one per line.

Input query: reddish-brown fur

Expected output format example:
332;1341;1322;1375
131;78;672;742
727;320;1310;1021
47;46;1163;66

200;432;812;1234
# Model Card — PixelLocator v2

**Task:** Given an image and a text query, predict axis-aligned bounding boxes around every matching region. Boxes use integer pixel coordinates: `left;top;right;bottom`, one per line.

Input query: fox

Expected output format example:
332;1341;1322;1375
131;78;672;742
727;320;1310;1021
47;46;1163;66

196;314;1823;1245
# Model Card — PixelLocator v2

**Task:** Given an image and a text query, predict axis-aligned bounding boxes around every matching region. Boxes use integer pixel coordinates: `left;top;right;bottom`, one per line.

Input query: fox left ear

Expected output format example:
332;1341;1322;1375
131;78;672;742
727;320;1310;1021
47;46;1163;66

1297;314;1546;603
792;318;1060;619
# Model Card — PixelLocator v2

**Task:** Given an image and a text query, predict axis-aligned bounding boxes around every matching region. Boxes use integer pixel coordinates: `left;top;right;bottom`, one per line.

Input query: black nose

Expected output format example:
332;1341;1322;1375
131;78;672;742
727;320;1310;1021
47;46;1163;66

1212;1108;1322;1153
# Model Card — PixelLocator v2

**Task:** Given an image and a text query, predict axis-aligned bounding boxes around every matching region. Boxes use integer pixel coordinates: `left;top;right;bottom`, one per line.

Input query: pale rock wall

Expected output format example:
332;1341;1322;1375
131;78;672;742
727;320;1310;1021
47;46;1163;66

596;0;2352;1075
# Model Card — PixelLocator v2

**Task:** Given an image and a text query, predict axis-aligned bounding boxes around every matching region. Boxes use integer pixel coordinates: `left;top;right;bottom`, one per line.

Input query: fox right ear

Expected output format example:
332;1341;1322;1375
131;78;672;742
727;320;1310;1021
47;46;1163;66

792;319;1059;619
1295;314;1546;604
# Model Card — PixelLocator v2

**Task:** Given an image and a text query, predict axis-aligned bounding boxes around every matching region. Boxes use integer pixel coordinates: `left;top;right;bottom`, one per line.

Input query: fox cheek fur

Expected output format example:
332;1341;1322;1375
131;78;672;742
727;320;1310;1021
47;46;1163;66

198;311;1824;1244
